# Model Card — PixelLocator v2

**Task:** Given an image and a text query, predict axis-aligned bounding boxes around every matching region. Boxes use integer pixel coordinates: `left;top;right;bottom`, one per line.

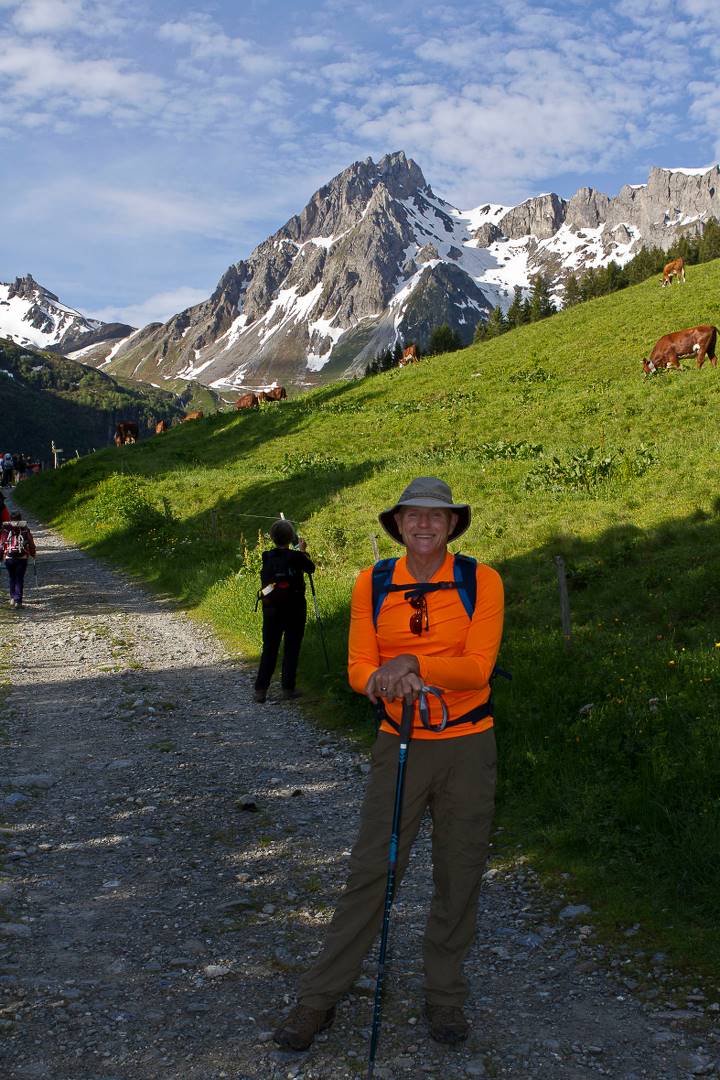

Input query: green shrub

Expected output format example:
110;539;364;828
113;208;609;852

84;474;174;534
524;444;657;494
475;440;544;461
279;451;342;474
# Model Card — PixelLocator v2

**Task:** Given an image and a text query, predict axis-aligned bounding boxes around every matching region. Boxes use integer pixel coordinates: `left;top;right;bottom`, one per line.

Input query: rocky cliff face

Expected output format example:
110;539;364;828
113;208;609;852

499;193;567;240
103;151;499;389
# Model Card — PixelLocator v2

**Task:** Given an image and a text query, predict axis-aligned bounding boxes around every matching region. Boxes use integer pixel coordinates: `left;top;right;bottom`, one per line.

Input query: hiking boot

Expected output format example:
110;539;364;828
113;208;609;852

282;688;302;700
425;1003;469;1044
273;1003;335;1051
254;689;267;703
9;599;15;607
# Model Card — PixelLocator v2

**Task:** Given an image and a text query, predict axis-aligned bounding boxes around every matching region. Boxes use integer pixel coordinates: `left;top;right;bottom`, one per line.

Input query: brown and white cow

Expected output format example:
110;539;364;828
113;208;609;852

398;344;419;367
642;324;718;374
155;420;167;435
181;410;204;422
661;257;685;287
258;386;287;402
115;421;139;445
234;393;259;410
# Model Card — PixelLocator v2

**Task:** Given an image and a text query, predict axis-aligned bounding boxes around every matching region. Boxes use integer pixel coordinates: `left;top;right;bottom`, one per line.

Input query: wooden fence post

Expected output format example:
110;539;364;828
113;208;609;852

554;555;572;650
371;535;380;562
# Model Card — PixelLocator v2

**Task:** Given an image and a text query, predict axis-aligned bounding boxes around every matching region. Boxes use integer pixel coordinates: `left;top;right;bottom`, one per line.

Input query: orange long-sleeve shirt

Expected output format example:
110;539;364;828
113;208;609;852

348;552;504;739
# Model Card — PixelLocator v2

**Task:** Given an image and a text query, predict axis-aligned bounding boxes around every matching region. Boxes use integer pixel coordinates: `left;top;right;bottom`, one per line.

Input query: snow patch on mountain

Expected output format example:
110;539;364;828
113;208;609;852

0;279;99;350
0;275;135;358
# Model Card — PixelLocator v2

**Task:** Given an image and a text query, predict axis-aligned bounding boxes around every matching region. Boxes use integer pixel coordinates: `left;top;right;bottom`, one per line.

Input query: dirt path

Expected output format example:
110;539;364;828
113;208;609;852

0;510;718;1080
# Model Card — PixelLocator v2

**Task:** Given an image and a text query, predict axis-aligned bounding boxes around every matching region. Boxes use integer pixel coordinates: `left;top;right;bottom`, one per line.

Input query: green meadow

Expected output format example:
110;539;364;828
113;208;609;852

19;263;720;973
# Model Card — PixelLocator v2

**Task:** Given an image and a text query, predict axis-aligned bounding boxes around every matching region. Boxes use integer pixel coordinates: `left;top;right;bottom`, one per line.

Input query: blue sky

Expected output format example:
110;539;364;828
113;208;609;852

1;0;719;326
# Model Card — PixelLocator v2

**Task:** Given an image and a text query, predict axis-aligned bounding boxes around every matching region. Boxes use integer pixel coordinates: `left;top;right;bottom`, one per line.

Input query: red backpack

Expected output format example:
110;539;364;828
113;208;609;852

3;525;27;558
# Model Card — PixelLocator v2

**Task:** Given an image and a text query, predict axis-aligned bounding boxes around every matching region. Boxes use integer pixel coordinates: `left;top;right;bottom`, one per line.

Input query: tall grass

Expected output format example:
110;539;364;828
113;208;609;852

19;262;720;969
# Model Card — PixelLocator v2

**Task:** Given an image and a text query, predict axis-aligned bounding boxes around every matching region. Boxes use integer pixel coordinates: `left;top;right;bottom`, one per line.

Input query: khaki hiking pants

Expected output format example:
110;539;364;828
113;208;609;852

298;728;496;1010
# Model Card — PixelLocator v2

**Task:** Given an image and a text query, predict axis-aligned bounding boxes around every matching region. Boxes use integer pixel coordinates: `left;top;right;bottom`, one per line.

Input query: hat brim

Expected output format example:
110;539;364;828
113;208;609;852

378;499;471;545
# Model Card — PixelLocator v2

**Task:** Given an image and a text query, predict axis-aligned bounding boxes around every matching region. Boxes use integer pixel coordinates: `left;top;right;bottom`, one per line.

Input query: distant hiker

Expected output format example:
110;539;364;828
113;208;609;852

0;490;9;524
254;519;315;703
15;454;28;482
1;452;14;487
274;477;505;1052
0;511;37;608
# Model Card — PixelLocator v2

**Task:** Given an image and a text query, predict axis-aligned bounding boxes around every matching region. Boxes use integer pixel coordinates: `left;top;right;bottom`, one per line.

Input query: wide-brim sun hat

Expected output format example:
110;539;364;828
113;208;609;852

378;476;471;544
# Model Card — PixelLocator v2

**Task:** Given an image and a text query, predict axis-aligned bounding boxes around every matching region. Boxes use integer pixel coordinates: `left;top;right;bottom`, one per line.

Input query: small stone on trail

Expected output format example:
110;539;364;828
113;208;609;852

465;1059;487;1077
236;794;259;811
204;964;231;978
559;904;592;919
4;793;29;806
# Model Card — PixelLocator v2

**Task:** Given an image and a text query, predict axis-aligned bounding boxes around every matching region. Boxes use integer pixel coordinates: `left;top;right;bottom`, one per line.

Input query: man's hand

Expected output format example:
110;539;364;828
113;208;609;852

365;654;422;704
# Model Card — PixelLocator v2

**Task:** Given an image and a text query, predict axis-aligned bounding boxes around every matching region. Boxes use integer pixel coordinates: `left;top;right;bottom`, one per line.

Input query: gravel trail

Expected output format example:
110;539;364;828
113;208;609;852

0;510;717;1080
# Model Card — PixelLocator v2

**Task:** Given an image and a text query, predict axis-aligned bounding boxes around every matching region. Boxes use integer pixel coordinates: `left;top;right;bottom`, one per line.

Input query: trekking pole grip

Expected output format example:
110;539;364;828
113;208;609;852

399;698;414;743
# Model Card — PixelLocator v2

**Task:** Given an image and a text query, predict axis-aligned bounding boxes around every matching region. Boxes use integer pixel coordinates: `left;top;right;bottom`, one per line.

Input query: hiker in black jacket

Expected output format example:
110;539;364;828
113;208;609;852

254;520;315;703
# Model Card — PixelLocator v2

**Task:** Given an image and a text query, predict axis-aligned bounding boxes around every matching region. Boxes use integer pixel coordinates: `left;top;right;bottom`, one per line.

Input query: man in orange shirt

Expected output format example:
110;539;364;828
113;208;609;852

274;477;504;1051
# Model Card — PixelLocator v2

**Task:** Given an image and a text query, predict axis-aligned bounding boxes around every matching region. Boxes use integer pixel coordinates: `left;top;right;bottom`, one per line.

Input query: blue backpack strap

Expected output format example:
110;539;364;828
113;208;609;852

453;553;477;620
371;558;398;629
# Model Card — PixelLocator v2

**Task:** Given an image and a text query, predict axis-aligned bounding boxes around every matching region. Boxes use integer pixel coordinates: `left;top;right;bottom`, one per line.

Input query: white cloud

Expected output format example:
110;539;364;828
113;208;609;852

4;0;131;38
11;0;82;33
291;34;334;52
0;36;165;114
157;16;277;75
89;286;209;326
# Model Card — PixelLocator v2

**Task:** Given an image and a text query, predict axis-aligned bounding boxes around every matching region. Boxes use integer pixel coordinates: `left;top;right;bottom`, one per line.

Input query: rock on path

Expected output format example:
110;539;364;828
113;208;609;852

0;509;718;1079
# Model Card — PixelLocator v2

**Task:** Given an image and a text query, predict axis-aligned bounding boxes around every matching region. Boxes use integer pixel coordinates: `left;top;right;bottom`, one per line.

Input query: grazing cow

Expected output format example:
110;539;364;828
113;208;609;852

642;324;718;374
661;257;686;287
155;420;167;435
181;410;204;422
398;344;419;367
398;344;420;367
115;421;139;445
234;393;259;410
260;388;289;406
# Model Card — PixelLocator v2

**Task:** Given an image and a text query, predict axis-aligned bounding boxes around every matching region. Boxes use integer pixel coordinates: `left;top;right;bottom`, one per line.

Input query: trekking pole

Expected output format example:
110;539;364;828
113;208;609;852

33;558;37;588
367;696;415;1079
308;574;330;671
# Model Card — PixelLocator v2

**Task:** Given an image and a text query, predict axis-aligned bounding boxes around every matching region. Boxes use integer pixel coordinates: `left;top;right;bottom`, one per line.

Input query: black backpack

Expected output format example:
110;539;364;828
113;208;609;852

255;549;301;610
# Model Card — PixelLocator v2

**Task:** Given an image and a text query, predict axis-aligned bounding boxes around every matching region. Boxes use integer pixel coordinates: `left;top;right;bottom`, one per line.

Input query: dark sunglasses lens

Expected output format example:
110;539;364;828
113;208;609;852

410;610;422;634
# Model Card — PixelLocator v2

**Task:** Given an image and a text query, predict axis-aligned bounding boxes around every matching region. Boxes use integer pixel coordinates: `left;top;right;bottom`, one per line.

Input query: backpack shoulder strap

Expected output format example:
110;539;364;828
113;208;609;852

453;553;477;620
371;558;398;629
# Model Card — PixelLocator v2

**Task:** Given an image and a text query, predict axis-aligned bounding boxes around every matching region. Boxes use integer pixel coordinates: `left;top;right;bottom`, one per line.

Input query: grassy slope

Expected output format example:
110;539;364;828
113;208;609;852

18;264;720;973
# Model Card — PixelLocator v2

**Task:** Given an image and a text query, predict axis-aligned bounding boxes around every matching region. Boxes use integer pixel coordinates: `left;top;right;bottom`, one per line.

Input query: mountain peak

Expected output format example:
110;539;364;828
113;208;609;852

8;274;60;304
0;274;133;356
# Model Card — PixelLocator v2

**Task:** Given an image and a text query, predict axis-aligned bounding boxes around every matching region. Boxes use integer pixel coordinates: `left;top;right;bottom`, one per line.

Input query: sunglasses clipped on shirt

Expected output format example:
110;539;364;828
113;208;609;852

408;593;429;635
